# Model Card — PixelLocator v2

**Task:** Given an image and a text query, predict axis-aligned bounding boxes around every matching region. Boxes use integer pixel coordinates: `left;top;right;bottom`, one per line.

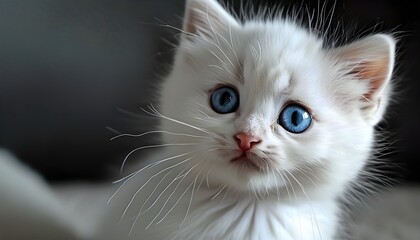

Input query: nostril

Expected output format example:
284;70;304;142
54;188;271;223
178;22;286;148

250;139;261;146
234;133;262;151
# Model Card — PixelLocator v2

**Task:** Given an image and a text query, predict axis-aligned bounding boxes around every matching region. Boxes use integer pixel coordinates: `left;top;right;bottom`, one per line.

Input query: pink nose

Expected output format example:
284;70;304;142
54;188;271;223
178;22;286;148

234;133;261;152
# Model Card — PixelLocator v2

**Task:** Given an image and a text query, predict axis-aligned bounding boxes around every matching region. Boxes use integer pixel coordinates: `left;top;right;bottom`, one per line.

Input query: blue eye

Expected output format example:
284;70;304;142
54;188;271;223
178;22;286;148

278;104;312;133
210;86;239;114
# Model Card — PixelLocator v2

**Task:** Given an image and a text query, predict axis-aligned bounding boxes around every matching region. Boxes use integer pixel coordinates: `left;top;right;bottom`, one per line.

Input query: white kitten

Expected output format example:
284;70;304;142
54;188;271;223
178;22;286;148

0;0;397;239
97;0;396;239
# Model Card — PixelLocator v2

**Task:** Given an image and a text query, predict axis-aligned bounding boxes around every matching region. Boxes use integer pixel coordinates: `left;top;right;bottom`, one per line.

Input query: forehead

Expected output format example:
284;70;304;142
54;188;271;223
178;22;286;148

187;19;329;111
225;24;327;116
236;22;325;97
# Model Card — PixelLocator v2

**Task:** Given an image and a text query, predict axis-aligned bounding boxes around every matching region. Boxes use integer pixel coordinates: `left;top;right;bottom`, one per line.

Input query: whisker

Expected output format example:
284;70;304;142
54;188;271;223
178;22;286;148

205;167;213;188
121;143;198;172
135;169;175;219
110;130;213;141
179;172;198;228
195;164;209;192
121;157;193;221
211;184;227;200
274;168;292;202
129;163;197;234
272;169;281;202
294;166;318;186
140;166;190;216
107;152;194;205
112;152;193;185
221;186;230;203
156;163;208;225
153;172;197;225
281;170;304;239
142;105;217;138
144;163;199;230
284;170;323;240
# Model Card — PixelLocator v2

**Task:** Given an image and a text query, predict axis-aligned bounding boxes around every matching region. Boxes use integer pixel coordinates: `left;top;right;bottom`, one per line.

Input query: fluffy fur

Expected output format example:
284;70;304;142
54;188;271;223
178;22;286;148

97;0;396;239
0;0;397;239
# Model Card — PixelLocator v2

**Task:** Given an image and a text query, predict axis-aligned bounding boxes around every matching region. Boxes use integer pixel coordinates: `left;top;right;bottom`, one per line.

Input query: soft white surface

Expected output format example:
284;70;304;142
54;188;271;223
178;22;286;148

0;150;80;239
348;187;420;240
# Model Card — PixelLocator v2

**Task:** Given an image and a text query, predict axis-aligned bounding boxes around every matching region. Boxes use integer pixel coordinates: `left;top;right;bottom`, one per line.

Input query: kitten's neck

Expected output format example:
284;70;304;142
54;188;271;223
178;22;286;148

165;180;339;240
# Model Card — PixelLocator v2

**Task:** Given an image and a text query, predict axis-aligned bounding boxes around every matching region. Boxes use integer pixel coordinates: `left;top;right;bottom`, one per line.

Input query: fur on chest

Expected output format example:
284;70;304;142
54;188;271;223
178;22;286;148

118;188;339;240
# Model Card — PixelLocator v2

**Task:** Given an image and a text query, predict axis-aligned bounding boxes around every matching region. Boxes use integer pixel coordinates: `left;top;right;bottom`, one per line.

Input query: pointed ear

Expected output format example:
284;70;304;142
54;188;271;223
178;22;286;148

334;34;396;124
182;0;239;40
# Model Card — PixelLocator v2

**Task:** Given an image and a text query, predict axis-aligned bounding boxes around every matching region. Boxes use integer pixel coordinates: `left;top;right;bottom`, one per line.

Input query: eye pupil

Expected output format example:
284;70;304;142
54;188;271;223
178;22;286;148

210;86;239;114
278;104;312;133
291;111;299;126
220;92;232;106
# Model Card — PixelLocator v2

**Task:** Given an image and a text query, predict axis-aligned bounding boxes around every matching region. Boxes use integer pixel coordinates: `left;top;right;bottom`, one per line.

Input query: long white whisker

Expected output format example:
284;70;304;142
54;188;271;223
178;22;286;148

135;169;175;218
144;163;199;229
154;174;195;225
211;184;227;200
112;152;193;185
284;170;323;240
142;105;217;137
272;169;280;202
140;166;190;216
275;168;292;202
156;165;206;225
121;143;197;172
221;186;230;203
205;167;213;188
107;152;194;204
281;169;303;238
196;165;208;191
111;130;213;141
121;157;193;220
179;174;197;228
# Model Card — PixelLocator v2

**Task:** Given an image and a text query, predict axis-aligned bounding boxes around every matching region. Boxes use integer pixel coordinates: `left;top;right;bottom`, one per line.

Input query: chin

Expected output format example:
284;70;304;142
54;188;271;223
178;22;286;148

204;150;285;194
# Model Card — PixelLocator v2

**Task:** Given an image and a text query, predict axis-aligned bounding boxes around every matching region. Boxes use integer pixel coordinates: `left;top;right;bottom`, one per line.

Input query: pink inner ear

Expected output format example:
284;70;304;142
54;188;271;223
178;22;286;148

354;57;389;100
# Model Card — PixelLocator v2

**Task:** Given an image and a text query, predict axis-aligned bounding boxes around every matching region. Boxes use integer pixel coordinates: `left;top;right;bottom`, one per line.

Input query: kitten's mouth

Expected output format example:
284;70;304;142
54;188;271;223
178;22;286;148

230;152;265;171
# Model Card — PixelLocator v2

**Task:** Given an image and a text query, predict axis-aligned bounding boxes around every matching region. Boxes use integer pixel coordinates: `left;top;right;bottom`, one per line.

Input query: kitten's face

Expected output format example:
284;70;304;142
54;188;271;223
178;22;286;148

159;0;395;200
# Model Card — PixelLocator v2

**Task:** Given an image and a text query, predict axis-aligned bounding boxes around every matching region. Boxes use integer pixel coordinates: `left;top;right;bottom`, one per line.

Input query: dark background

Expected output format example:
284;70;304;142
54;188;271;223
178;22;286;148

0;0;418;183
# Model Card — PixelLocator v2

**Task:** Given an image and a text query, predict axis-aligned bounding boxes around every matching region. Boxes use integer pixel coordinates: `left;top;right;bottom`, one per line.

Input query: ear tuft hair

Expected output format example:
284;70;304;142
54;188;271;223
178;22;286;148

182;0;239;40
334;34;396;124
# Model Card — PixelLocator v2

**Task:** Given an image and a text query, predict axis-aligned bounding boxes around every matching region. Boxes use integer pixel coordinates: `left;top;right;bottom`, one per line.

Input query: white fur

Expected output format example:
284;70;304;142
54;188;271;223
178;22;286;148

0;0;397;239
96;0;396;239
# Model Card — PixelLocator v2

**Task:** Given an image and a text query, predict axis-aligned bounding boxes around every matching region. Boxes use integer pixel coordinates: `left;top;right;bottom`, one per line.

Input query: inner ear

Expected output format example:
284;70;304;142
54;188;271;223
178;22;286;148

182;0;239;40
335;34;395;101
351;58;390;100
